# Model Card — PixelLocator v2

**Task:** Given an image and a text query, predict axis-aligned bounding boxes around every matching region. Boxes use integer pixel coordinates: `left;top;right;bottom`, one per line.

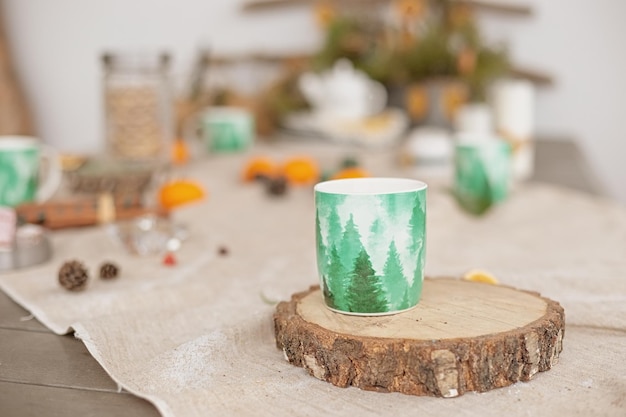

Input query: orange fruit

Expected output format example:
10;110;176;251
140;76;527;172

331;167;370;180
462;269;499;285
171;138;189;165
242;157;278;182
282;157;319;185
158;180;205;210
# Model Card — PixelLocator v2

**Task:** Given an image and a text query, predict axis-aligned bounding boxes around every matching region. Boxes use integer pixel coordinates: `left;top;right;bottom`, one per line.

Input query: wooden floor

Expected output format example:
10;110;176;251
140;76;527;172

0;139;604;417
0;290;161;417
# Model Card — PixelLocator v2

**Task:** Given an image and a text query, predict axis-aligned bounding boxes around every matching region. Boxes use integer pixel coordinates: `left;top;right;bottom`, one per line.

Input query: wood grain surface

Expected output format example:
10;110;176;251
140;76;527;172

0;291;160;417
275;279;565;397
297;279;549;339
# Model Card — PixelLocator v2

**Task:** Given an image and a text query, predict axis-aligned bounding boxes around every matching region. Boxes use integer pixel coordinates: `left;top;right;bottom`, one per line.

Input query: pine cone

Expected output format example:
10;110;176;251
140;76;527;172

58;260;89;291
99;262;119;280
218;245;229;256
266;176;288;196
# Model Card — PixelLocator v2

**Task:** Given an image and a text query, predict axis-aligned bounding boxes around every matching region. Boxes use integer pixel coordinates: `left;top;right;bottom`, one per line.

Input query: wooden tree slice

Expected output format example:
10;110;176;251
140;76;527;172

274;278;564;397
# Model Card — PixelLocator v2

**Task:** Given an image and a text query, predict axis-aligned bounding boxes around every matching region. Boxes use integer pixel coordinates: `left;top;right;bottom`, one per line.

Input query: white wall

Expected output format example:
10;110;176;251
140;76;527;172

1;0;319;151
3;0;625;203
478;0;626;204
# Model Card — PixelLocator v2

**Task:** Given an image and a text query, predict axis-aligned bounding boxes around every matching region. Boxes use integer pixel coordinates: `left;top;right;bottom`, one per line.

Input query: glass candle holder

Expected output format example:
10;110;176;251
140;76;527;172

102;51;173;161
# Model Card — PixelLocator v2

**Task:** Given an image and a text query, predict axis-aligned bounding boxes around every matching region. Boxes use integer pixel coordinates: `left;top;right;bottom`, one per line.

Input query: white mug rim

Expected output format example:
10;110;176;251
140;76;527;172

203;106;252;120
315;177;427;195
454;132;509;148
0;136;42;150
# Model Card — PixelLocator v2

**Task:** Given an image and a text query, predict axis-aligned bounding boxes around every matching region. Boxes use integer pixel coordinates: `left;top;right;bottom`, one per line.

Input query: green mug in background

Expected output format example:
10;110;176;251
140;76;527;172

454;135;512;215
201;107;254;153
314;178;427;316
0;136;62;207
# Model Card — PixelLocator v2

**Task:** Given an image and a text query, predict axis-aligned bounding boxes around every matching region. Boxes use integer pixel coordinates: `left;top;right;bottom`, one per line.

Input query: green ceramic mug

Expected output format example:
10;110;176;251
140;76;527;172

454;134;512;215
0;136;61;207
201;107;254;153
314;178;427;316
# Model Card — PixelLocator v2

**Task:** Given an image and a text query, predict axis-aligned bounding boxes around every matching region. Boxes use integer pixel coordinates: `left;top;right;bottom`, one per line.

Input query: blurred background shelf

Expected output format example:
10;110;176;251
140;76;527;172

242;0;534;16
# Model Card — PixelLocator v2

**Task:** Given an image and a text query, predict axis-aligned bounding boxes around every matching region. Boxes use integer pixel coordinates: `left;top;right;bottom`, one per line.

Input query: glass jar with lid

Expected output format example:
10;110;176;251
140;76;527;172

102;51;172;161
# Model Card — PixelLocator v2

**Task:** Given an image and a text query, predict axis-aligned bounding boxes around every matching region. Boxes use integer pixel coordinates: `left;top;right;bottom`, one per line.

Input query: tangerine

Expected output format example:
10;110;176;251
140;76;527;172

282;157;319;185
331;167;370;180
462;269;499;285
171;138;189;165
158;180;206;210
242;157;277;182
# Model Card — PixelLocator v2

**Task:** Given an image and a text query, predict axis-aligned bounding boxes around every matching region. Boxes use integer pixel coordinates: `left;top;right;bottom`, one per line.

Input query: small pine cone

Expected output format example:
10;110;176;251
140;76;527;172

58;260;89;291
99;262;119;280
218;245;229;256
266;176;288;196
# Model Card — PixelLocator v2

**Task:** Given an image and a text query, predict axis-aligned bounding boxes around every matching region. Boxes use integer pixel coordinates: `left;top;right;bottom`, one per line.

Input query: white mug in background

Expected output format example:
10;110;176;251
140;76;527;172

0;136;62;207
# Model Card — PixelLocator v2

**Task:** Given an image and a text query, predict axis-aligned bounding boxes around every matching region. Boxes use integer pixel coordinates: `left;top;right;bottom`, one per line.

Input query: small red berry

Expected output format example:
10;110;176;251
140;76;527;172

163;252;177;266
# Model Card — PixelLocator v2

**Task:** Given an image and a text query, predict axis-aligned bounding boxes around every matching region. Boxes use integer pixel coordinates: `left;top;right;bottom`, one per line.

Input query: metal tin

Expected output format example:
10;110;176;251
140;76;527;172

0;224;52;272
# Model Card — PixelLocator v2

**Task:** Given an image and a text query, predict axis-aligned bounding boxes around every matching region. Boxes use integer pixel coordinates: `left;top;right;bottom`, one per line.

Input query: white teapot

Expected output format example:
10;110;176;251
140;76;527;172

299;59;387;122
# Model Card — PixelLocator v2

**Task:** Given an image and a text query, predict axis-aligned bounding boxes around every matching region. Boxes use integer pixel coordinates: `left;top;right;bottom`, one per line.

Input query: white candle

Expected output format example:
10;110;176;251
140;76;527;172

490;79;535;181
454;103;494;135
491;79;535;138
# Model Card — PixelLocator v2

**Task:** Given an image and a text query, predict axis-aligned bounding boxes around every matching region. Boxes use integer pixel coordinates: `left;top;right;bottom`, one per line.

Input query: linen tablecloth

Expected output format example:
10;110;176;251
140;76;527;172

1;142;625;416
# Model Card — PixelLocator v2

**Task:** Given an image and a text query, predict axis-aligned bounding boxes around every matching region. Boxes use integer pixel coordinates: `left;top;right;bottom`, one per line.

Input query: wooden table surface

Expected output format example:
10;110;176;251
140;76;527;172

0;139;606;417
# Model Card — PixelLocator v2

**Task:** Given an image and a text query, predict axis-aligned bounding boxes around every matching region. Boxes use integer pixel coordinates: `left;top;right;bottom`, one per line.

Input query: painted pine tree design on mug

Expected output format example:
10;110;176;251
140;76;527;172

315;178;427;315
